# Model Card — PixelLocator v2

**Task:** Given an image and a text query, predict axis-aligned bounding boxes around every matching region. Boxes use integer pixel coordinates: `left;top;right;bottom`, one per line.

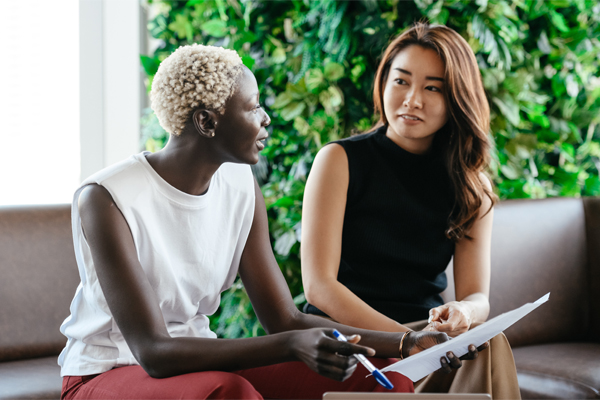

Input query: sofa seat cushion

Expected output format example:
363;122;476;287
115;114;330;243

513;343;600;399
0;356;61;400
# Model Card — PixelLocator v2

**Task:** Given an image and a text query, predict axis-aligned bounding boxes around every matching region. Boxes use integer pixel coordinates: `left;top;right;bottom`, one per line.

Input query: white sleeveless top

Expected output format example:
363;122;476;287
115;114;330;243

58;152;255;377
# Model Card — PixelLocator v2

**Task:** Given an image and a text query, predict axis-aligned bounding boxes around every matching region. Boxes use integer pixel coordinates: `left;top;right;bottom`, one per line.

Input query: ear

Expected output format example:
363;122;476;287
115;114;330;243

192;109;219;138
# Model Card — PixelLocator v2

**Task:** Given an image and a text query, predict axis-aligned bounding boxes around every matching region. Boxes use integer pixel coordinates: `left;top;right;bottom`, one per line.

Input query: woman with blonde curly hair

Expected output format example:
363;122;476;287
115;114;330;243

301;23;521;398
57;44;460;400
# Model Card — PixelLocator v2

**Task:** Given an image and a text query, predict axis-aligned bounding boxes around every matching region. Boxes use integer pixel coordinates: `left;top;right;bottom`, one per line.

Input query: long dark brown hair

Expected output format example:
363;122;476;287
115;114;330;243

372;22;497;241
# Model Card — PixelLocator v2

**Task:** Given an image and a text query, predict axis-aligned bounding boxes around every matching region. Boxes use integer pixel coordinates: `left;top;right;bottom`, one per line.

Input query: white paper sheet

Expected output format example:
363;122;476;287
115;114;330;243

380;293;550;382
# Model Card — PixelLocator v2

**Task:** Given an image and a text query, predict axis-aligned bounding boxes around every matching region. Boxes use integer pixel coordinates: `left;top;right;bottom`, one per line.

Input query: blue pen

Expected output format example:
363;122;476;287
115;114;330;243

332;329;394;390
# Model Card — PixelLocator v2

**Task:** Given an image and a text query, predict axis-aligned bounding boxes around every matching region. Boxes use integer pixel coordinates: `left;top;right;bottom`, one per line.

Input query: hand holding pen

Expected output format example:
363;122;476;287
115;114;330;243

333;330;394;389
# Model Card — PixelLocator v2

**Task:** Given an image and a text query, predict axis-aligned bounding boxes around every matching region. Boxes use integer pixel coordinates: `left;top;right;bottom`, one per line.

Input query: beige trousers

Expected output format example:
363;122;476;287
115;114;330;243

404;320;521;400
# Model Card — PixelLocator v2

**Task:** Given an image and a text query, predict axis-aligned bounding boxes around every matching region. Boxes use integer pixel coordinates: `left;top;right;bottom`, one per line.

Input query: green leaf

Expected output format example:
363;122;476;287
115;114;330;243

293;292;306;306
270;196;296;209
271;92;293;109
537;31;551;54
201;19;228;37
585;175;600;195
241;55;255;70
560;143;575;160
274;230;297;256
324;62;344;81
565;74;579;98
530;114;550;128
140;55;160;76
363;27;376;35
305;69;324;92
168;14;192;40
550;10;569;33
293;117;311;136
272;48;286;64
279;102;306;121
493;95;521;126
500;163;520;179
549;0;571;8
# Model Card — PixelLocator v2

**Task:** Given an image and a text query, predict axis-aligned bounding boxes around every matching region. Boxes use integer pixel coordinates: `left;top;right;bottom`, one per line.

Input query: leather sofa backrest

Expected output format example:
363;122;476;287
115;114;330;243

0;204;79;362
582;197;600;341
444;197;594;348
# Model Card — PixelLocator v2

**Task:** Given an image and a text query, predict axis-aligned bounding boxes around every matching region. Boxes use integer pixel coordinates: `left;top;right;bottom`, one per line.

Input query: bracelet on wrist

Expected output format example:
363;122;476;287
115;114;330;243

398;330;412;360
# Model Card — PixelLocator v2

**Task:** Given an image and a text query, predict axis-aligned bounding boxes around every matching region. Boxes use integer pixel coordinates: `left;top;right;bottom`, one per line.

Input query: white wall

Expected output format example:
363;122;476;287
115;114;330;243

0;0;144;206
0;1;81;206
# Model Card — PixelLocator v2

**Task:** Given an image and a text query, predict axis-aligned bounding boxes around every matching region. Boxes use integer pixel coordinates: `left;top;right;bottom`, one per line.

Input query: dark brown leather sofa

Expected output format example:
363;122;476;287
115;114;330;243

444;197;600;399
0;205;79;399
1;198;599;399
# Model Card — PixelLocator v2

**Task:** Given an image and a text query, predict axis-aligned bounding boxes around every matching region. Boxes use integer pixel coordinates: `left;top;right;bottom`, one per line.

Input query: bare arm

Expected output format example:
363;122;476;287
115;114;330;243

241;178;450;360
300;144;408;333
428;173;493;337
78;183;373;380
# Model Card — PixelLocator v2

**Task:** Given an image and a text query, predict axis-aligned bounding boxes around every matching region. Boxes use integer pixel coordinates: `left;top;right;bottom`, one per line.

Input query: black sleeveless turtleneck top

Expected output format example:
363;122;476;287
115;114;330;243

304;126;456;323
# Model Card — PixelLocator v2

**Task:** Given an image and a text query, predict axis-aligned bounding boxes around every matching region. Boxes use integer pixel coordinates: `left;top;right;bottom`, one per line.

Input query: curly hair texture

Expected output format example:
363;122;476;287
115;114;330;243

372;23;498;241
151;44;243;136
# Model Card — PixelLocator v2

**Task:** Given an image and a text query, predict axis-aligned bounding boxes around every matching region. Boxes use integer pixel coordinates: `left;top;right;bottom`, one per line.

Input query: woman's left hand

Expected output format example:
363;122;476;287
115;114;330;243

425;301;473;337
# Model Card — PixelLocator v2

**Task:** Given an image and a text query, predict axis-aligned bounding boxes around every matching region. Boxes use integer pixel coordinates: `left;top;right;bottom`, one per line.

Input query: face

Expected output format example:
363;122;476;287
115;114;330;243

214;67;271;164
383;45;448;154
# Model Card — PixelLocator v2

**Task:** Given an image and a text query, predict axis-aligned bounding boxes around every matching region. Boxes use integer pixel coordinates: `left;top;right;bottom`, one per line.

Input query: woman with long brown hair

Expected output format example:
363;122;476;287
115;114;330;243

301;23;521;397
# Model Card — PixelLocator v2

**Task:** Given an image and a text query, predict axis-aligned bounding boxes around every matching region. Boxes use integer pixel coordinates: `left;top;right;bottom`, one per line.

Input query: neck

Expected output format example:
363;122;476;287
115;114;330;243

145;134;221;196
385;126;434;155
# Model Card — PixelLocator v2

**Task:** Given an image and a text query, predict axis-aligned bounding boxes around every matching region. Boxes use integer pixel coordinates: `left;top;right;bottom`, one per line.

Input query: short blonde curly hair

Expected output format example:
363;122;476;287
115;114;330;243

151;44;244;136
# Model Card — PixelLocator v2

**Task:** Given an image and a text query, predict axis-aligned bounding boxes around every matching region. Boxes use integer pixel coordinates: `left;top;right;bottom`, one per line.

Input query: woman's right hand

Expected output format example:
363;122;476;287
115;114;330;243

289;328;375;382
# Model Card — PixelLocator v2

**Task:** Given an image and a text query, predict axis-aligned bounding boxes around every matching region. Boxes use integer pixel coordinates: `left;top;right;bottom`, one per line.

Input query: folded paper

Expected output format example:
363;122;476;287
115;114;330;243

380;293;550;382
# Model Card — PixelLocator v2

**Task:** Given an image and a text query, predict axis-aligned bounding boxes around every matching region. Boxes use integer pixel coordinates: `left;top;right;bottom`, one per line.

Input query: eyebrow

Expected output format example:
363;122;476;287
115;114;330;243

247;92;259;102
394;68;444;82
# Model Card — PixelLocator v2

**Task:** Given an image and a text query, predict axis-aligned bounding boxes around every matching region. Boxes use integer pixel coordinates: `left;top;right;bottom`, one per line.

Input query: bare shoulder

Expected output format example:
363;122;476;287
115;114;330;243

311;143;348;175
478;172;493;191
77;184;128;234
78;184;117;216
478;172;494;215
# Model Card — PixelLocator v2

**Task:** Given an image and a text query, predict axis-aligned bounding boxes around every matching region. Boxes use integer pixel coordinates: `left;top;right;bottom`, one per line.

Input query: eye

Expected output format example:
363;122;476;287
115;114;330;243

394;78;407;85
252;103;262;113
427;86;442;92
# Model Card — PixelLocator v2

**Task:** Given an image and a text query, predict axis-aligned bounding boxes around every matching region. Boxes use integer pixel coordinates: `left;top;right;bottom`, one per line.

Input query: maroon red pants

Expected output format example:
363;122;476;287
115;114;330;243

62;359;412;399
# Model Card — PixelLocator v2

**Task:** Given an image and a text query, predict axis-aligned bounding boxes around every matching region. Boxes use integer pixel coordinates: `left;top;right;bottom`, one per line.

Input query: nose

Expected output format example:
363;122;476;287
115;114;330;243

403;87;423;109
262;108;271;127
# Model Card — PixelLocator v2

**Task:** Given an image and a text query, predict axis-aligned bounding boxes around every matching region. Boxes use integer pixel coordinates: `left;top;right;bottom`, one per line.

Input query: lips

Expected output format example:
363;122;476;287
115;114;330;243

399;114;423;121
256;132;268;150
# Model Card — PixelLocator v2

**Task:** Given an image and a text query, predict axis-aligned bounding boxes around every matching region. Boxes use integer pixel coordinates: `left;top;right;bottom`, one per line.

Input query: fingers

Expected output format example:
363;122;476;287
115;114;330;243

459;344;479;361
316;354;358;381
346;334;361;344
322;332;375;357
435;308;469;337
440;351;462;373
428;307;441;324
477;341;490;352
423;322;439;332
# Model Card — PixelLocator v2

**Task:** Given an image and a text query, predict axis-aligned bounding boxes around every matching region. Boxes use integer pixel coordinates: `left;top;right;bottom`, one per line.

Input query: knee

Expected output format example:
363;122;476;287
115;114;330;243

206;373;262;400
490;332;511;348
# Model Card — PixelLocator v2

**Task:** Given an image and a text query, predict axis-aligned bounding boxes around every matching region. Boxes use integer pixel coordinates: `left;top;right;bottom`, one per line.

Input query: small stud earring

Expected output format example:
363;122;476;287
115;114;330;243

211;131;215;137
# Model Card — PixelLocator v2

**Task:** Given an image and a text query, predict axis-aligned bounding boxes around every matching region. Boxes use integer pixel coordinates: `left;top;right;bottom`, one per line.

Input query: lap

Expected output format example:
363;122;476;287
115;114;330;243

62;359;413;400
62;366;261;400
236;359;413;399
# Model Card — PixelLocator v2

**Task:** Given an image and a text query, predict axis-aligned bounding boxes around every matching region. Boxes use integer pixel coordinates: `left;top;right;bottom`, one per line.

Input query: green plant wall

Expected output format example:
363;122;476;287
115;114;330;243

140;0;600;338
